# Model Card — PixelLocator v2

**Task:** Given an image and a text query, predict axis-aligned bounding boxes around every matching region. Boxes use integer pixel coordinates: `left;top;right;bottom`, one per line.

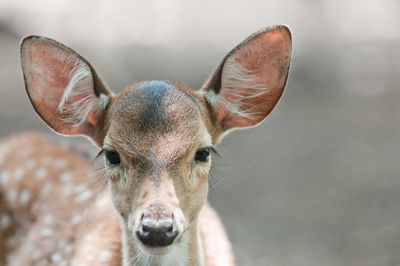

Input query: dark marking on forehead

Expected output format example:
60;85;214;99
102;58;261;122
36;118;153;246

110;80;203;167
136;81;170;132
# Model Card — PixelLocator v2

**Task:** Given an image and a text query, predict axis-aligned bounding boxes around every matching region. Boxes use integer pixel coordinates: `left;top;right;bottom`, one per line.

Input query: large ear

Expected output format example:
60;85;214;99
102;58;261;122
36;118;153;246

201;25;292;132
20;36;112;144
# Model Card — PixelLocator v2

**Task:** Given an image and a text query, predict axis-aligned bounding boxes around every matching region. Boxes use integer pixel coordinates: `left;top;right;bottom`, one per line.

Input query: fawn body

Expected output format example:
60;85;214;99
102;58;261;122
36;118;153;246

0;25;291;265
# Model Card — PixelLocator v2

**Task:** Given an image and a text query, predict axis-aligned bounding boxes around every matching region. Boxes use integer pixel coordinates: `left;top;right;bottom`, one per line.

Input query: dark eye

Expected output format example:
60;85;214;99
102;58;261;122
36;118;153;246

105;150;121;166
195;148;211;163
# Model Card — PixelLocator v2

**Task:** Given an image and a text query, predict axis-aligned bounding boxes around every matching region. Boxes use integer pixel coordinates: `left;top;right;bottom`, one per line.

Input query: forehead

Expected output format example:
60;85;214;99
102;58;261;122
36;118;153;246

108;81;204;158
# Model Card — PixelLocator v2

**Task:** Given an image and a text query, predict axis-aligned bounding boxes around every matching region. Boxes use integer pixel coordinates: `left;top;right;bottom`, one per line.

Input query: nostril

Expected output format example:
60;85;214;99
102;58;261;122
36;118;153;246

165;225;178;239
167;225;173;233
137;225;150;239
142;225;149;232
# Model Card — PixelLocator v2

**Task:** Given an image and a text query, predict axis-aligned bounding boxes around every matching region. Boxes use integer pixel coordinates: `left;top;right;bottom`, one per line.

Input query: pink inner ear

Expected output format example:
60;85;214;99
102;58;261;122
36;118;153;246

216;26;292;130
87;111;98;127
231;29;291;92
217;108;228;124
26;42;74;106
22;38;97;135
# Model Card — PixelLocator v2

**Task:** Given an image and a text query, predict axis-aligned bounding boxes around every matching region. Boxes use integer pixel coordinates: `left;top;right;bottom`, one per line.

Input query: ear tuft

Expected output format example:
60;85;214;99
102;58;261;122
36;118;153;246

57;58;94;126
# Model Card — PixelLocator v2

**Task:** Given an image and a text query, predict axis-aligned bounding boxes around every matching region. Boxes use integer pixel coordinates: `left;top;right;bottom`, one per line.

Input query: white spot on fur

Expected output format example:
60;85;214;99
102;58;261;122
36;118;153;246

65;243;74;253
35;167;48;179
51;253;62;262
54;159;67;168
73;184;87;193
71;214;82;225
0;214;11;228
43;215;54;225
13;167;24;180
19;189;30;205
0;169;10;185
85;234;94;241
75;190;93;203
59;171;72;182
99;250;112;262
95;192;110;208
41;228;54;237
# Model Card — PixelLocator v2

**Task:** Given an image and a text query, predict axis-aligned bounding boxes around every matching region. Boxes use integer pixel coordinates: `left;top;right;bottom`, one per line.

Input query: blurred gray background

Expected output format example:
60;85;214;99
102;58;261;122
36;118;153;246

1;0;400;265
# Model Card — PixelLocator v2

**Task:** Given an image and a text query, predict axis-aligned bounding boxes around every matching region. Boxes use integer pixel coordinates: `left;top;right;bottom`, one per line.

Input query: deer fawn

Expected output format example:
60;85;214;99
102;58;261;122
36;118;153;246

0;25;291;265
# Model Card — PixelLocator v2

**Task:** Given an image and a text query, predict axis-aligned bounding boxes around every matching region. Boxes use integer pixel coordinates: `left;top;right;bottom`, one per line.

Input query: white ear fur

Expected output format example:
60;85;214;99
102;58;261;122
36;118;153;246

205;47;271;120
57;57;110;127
202;25;292;131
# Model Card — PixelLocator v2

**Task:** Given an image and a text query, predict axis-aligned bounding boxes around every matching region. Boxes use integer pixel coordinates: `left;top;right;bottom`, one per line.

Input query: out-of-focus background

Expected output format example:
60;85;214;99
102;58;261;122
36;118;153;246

1;0;400;265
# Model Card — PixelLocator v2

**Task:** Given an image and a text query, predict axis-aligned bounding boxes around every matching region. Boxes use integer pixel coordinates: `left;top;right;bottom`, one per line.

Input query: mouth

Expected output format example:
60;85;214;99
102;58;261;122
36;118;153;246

135;241;173;256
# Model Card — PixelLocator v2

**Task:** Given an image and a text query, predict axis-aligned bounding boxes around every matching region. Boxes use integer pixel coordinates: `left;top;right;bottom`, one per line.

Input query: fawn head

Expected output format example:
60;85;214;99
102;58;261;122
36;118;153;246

20;26;291;254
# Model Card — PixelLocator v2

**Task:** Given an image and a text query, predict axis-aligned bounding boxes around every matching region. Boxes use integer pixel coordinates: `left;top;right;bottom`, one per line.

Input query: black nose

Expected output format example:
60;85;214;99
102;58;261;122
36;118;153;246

136;218;178;247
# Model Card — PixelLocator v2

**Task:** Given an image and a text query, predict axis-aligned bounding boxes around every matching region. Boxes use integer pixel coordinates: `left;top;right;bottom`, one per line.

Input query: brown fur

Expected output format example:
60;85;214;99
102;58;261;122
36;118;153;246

0;133;121;265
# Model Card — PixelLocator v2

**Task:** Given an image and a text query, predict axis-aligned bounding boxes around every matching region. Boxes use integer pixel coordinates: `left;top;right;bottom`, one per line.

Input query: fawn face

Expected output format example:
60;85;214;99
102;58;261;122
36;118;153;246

105;81;212;250
20;26;291;254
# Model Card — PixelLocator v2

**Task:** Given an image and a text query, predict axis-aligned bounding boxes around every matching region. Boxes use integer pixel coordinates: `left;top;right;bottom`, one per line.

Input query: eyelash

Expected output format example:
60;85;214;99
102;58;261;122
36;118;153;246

95;148;219;163
210;147;219;157
95;149;106;160
96;149;121;166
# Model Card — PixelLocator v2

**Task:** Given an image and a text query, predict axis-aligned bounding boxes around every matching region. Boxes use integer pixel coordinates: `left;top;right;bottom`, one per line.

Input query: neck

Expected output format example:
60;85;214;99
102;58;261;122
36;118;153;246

121;220;204;266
